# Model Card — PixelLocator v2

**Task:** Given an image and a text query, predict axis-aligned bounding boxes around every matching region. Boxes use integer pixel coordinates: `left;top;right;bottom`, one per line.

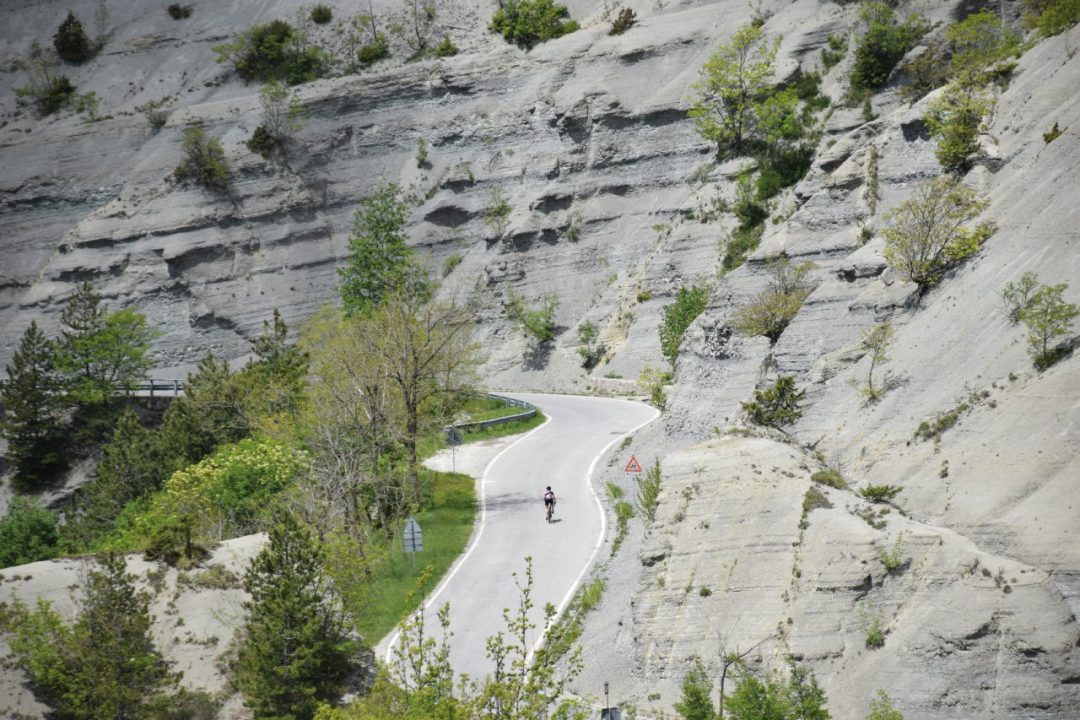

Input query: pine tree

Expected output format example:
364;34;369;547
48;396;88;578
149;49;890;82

1;321;67;488
7;553;175;718
337;183;422;316
236;512;356;720
63;408;165;551
675;658;717;720
54;10;94;63
159;354;250;466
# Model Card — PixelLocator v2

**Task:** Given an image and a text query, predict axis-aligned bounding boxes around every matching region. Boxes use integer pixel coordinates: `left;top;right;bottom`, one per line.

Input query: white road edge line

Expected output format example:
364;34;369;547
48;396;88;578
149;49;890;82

526;398;661;666
382;410;553;666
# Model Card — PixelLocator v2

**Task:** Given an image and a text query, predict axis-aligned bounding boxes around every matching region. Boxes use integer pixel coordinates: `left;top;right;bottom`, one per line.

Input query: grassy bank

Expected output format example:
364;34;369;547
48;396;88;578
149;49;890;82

356;410;546;644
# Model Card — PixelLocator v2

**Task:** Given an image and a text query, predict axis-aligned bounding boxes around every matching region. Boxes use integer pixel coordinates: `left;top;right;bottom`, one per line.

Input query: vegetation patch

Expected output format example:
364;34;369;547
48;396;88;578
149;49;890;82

489;0;580;49
859;484;902;504
742;375;806;430
811;469;848;490
213;20;329;85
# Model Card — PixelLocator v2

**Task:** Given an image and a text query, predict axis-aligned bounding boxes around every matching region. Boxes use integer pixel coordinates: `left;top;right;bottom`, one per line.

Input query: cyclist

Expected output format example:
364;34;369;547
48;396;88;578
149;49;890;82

544;486;556;522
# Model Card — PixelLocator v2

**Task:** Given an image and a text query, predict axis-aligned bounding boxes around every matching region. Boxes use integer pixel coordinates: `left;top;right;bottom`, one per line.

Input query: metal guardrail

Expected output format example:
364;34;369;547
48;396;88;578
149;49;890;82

126;379;184;397
446;394;537;438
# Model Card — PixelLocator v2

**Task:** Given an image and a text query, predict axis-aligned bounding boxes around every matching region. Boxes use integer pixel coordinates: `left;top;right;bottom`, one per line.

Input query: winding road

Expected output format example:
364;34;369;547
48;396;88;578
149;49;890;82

379;392;659;681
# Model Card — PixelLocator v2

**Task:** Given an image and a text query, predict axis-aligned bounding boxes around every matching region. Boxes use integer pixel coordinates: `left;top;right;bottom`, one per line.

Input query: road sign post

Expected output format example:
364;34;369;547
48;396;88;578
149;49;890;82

403;516;423;574
624;454;643;479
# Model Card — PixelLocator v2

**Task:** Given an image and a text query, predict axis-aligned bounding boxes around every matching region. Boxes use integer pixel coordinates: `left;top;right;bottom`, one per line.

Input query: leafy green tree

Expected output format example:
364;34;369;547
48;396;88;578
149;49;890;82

54;11;94;63
945;11;1020;80
248;80;304;161
866;690;904;720
784;660;830;720
925;82;995;172
732;258;816;342
660;285;710;364
1019;281;1078;369
489;0;580;49
1;321;67;487
850;3;927;91
6;553;176;718
1023;0;1080;37
675;658;716;720
1002;271;1040;322
689;24;781;156
0;497;59;568
241;308;310;429
174;127;231;191
338;184;424;316
882;176;995;291
741;375;806;429
724;659;830;720
235;512;356;720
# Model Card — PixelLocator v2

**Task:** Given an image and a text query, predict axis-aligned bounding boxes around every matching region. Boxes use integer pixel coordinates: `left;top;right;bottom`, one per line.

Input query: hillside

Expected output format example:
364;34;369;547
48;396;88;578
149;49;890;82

1;0;1079;717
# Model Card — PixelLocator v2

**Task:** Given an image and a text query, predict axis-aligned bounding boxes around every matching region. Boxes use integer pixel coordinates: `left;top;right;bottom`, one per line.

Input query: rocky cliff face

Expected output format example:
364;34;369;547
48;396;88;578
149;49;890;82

2;0;1079;717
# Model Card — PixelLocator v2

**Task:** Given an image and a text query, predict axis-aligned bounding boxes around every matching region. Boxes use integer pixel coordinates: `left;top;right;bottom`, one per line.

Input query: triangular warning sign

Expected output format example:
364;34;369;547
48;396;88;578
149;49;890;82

624;454;643;473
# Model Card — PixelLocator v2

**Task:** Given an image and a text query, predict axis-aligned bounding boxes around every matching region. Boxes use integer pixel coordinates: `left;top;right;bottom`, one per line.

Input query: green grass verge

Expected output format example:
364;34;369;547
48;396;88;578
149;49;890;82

352;469;477;643
416;410;546;460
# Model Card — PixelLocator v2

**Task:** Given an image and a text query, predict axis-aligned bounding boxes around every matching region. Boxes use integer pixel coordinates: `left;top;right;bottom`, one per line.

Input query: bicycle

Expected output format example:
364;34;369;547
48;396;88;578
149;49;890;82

546;500;556;523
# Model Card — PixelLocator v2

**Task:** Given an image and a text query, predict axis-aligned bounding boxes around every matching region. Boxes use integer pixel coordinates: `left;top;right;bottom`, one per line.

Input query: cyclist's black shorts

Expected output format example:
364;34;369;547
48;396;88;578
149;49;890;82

544;497;554;506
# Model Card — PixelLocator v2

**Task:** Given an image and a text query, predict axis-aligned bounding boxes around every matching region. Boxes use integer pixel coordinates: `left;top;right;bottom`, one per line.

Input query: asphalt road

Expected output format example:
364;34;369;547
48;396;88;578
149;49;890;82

380;393;659;682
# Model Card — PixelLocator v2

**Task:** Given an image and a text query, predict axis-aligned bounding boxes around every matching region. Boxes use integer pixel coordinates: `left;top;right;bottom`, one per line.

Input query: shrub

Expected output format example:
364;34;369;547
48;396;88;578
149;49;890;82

13;46;78;116
484;188;512;238
866;614;886;648
609;7;637;35
611;500;634;555
0;498;59;568
882;176;994;291
733;172;768;229
878;533;906;572
1002;271;1039;322
635;460;662;522
442;253;463;276
914;402;969;441
721;224;764;273
506;291;558;343
434;36;459;57
859;484;902;503
246;124;277;158
802;486;832;517
54;11;94;63
811;469;848;490
945;10;1020;80
212;20;329;85
1019;281;1079;370
867;690;906;720
1023;0;1080;37
174;127;230;191
732;258;816;341
578;322;602;368
489;0;579;49
310;4;333;24
638;366;668;409
742;375;806;429
415;137;429;166
862;321;894;400
579;578;605;611
900;42;948;102
850;2;927;92
167;4;193;19
821;33;846;70
925;82;995;172
1043;122;1065;143
659;284;709;364
358;33;390;65
138;98;169;128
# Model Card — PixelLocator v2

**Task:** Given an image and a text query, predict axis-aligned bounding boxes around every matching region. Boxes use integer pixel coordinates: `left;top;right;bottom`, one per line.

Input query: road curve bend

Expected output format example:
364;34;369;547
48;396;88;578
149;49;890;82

380;393;659;681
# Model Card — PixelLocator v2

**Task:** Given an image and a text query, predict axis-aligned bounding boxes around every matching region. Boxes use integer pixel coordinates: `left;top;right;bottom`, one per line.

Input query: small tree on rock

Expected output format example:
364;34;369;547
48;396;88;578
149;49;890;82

689;24;781;157
882;176;995;292
660;285;710;365
675;658;716;720
1019;281;1078;370
338;183;423;316
741;375;806;429
54;11;94;63
861;321;895;400
236;513;356;720
174;127;231;192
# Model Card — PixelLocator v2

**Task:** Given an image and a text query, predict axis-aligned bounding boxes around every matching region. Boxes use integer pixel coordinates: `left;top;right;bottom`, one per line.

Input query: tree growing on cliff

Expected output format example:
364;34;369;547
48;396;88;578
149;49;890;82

0;321;67;488
675;658;716;720
732;258;816;342
174;127;231;192
54;11;94;63
338;183;426;316
689;24;781;157
247;80;304;163
659;284;710;365
1019;281;1079;370
925;82;995;172
861;321;895;400
741;375;806;429
5;554;176;718
882;177;995;291
235;512;356;720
